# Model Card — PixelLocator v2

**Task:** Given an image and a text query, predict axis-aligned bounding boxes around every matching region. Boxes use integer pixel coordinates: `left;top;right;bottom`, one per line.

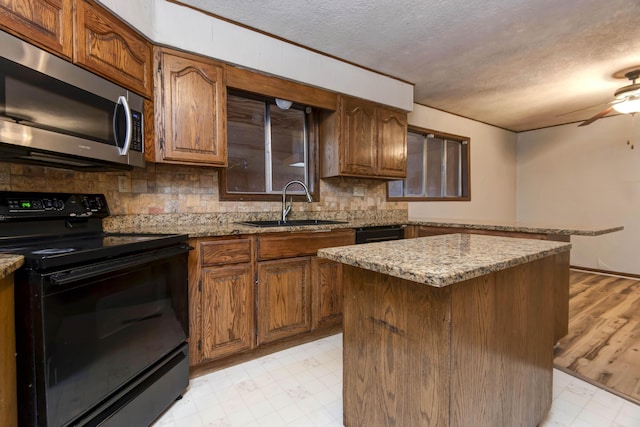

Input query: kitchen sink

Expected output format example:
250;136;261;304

237;219;348;227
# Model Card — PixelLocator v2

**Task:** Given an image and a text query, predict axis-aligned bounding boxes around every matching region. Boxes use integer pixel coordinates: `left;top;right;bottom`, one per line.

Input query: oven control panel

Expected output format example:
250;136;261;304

0;192;110;220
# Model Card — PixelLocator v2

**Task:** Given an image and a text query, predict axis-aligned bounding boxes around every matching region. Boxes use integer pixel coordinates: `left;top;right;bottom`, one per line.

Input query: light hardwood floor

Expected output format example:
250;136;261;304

554;269;640;404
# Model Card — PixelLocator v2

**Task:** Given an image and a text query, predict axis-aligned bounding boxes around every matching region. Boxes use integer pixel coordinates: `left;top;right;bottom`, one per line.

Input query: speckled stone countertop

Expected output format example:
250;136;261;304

103;211;408;237
0;254;24;280
318;233;571;288
410;217;623;236
103;212;622;238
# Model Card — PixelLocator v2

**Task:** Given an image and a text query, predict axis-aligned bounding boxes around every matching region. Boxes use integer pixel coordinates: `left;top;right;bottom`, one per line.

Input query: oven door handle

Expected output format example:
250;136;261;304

49;245;190;286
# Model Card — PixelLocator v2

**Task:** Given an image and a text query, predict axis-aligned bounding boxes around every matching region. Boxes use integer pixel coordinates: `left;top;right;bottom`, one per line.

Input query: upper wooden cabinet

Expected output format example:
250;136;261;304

0;0;73;59
0;0;152;98
74;0;152;98
148;48;227;166
320;95;408;179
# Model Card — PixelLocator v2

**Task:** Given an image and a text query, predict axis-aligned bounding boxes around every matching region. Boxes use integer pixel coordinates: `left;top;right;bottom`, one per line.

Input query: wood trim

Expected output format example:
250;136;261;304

569;265;640;280
225;66;338;110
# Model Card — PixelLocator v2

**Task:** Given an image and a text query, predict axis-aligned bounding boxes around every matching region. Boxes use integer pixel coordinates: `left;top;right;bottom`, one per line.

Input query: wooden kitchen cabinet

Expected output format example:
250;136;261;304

256;230;354;345
75;0;152;98
0;0;152;98
189;229;353;371
189;237;254;365
149;48;227;166
320;95;407;179
312;257;344;329
0;0;73;59
257;257;312;345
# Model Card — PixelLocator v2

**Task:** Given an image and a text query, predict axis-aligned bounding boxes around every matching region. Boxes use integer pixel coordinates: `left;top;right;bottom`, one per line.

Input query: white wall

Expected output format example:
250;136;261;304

97;0;413;111
517;115;639;275
408;104;518;221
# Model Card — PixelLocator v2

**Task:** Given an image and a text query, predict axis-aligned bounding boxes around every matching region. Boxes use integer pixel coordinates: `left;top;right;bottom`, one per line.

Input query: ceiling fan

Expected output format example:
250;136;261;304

578;69;640;127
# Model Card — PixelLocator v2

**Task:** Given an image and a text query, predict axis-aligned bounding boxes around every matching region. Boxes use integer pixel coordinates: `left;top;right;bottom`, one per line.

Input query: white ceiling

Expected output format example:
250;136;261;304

175;0;640;132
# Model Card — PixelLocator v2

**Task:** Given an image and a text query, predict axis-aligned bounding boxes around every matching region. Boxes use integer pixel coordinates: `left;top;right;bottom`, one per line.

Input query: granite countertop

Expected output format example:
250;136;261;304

103;213;623;238
317;233;571;288
410;217;623;236
104;216;406;237
0;254;24;280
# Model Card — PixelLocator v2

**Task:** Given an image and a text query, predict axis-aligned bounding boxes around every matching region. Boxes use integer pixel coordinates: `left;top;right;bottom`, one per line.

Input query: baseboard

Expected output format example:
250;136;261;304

570;265;640;280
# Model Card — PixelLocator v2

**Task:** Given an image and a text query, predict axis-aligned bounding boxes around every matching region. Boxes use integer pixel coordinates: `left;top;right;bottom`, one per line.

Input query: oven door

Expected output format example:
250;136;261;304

15;245;189;427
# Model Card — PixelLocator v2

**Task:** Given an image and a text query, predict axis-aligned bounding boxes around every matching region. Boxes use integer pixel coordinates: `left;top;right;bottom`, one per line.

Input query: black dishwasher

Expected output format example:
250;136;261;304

355;225;405;244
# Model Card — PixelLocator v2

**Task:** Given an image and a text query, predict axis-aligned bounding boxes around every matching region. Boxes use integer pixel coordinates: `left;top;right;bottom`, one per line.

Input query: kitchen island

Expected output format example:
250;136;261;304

318;234;571;427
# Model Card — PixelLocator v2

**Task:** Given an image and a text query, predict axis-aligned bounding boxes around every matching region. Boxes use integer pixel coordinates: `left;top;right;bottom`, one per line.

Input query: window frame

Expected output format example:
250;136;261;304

219;89;320;202
387;125;471;201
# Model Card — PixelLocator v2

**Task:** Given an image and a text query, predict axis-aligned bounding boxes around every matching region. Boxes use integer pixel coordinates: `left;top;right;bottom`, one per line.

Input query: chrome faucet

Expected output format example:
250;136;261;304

281;180;313;222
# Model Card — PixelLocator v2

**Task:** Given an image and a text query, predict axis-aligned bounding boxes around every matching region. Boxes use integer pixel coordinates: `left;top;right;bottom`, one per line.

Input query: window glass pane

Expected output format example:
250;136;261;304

445;140;461;197
270;105;306;192
388;180;403;197
426;136;444;197
226;95;266;193
405;132;425;196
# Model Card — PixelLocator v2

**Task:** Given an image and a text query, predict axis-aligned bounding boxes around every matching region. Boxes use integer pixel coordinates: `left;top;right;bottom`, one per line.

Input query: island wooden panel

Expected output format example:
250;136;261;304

343;267;451;426
410;226;571;342
342;254;562;427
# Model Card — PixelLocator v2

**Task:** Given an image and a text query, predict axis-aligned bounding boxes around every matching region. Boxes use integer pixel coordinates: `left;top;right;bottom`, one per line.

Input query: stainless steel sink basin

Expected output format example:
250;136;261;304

237;219;348;227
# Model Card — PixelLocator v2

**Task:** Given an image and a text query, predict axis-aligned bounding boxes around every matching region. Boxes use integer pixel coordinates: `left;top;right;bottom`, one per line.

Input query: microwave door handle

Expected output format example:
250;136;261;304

114;95;132;156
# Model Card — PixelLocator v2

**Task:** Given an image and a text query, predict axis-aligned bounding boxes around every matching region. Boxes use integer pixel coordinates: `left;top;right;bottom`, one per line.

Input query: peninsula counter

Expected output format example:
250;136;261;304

318;233;571;427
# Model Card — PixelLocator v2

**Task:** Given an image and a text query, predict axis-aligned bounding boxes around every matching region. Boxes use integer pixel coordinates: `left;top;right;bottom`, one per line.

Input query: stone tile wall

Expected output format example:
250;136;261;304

0;162;407;219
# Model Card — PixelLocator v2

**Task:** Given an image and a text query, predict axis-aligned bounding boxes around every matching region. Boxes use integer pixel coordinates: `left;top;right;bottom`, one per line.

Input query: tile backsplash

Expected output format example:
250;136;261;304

0;162;407;219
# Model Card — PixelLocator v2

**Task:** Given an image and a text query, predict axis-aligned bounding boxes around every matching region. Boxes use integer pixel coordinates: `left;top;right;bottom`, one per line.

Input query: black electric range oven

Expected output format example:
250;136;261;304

0;192;190;427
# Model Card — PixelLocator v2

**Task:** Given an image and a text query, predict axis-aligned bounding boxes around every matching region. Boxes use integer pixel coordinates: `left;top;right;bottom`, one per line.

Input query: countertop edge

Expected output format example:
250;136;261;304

318;235;572;288
408;219;624;236
0;254;24;280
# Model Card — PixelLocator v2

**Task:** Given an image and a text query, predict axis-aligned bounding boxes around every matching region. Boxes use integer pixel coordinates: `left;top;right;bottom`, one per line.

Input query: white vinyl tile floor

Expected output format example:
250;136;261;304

152;333;640;427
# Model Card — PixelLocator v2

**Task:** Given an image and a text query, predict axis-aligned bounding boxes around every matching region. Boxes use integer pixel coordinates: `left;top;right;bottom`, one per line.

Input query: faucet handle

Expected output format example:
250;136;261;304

283;197;293;219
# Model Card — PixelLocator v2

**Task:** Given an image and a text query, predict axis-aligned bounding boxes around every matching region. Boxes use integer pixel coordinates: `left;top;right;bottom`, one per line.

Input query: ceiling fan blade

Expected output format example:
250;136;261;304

556;101;609;117
578;106;614;127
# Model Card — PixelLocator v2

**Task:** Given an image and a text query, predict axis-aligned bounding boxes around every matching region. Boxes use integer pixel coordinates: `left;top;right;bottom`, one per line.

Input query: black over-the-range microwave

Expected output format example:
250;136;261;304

0;30;145;171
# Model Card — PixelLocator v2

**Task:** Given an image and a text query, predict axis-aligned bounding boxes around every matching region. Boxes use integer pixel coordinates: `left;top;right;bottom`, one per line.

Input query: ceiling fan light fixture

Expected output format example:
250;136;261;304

612;97;640;114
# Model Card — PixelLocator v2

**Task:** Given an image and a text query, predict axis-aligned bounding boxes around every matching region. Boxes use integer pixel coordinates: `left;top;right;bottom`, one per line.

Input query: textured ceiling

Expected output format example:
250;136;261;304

174;0;640;132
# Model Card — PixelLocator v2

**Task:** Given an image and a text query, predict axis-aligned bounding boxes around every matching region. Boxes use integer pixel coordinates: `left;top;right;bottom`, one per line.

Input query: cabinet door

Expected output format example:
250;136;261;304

341;97;377;175
377;107;407;178
0;0;73;59
312;257;343;329
200;264;254;362
74;0;152;97
257;257;311;345
158;50;227;165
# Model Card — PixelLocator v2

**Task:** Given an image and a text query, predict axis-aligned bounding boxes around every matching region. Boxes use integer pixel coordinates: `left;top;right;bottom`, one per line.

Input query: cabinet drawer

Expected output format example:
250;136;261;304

257;230;354;261
201;238;252;266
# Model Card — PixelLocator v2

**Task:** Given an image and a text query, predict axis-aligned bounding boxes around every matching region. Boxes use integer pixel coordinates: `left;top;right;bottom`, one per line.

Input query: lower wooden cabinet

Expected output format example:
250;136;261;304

200;263;254;361
257;257;312;345
312;257;343;329
189;229;354;370
189;236;254;366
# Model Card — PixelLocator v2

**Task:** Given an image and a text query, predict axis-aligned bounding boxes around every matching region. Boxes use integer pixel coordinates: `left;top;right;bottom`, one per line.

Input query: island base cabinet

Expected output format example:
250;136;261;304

342;254;561;427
